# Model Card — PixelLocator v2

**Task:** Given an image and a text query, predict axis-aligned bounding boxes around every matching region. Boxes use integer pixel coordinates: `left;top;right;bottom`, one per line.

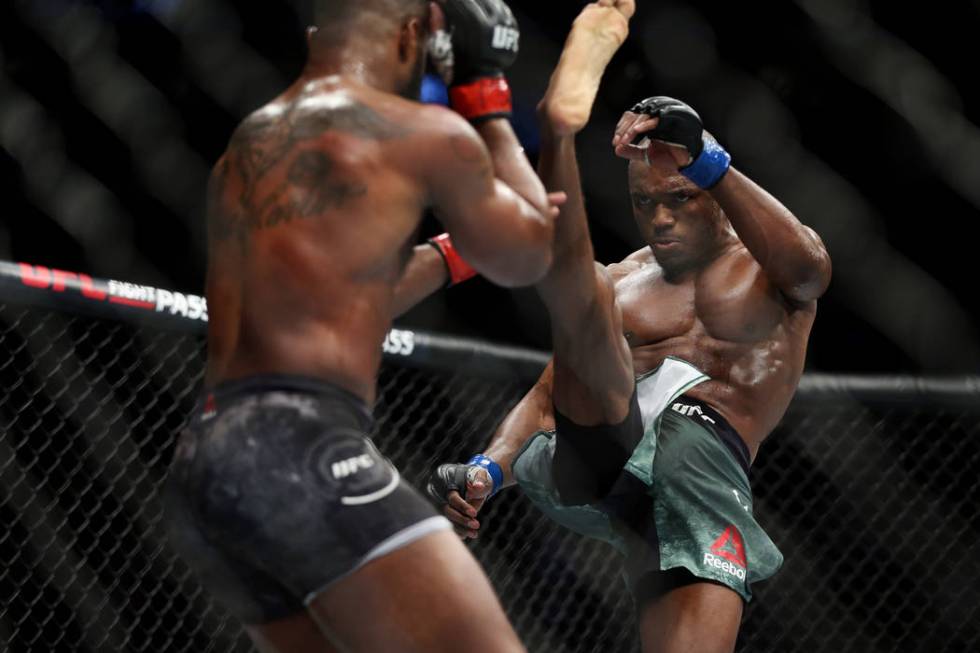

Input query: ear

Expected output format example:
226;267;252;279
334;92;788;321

399;16;424;63
429;1;445;33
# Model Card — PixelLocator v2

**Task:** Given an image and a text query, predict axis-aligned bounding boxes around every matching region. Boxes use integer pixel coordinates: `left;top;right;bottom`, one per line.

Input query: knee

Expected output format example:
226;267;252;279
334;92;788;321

593;264;626;328
593;263;617;305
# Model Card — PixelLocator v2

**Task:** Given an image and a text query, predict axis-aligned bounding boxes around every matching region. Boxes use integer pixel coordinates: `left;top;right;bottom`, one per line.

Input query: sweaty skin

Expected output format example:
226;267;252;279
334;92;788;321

192;4;560;652
441;158;827;532
468;146;830;511
435;52;831;529
205;76;555;405
423;3;828;652
613;169;818;458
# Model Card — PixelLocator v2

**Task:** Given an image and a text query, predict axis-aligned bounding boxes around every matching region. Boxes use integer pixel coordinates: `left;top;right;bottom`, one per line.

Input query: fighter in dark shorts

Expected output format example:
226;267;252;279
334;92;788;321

163;1;565;651
425;2;832;651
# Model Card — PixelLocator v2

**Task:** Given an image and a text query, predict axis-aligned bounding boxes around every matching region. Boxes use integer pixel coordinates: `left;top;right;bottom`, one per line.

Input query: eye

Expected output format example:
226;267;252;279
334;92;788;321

673;192;693;204
633;194;653;208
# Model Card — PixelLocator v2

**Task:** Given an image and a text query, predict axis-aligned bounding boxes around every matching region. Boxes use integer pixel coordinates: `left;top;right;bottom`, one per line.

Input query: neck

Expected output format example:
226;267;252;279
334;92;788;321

657;233;739;283
304;35;400;93
658;258;700;284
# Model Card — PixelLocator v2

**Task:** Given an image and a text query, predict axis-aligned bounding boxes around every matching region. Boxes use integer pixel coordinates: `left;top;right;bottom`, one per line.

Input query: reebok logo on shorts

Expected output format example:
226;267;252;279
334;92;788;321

202;394;217;420
704;525;747;581
331;454;375;480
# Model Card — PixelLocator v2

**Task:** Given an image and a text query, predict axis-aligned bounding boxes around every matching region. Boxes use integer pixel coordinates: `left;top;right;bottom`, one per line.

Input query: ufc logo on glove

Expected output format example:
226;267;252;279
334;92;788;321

492;25;519;51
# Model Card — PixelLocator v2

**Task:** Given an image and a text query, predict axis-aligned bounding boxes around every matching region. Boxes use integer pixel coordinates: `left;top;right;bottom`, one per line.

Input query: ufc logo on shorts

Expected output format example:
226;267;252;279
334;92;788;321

671;402;716;424
492;26;519;52
332;454;375;480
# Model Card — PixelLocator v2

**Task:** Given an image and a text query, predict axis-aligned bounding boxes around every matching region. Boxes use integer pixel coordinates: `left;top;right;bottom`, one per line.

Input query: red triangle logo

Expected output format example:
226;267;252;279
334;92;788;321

710;526;747;569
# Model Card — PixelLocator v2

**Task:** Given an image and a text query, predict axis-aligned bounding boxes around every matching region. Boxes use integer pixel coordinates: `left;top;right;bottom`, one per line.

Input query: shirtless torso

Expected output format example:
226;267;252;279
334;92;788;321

428;5;830;651
167;2;557;651
613;243;816;458
206;77;553;403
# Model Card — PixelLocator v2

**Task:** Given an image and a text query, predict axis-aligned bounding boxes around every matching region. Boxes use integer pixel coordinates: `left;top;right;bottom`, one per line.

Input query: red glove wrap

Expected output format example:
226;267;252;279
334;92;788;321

449;76;513;123
429;233;477;286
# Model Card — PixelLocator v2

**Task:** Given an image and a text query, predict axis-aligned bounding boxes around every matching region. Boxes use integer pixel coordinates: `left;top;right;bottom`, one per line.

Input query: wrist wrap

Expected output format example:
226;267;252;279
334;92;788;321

429;233;477;287
449;76;513;123
680;135;731;190
467;454;503;497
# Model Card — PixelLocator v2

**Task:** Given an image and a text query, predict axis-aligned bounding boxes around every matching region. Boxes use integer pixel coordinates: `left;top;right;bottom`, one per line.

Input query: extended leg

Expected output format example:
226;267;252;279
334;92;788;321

533;3;638;504
534;1;636;428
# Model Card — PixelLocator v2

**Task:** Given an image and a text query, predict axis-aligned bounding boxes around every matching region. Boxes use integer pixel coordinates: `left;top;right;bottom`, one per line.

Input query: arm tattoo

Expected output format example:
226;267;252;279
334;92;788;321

447;134;493;187
208;98;404;244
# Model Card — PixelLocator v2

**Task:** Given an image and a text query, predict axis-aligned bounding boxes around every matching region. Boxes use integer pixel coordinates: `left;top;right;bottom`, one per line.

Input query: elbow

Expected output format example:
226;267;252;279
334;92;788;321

781;227;832;303
488;226;555;287
493;242;555;288
484;265;548;288
784;249;832;303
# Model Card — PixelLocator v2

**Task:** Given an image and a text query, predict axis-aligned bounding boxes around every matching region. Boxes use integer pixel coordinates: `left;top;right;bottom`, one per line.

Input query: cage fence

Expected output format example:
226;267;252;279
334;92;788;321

0;265;978;653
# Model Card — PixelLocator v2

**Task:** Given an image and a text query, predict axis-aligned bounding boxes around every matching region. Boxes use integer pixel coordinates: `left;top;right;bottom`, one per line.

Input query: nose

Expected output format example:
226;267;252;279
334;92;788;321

651;205;675;230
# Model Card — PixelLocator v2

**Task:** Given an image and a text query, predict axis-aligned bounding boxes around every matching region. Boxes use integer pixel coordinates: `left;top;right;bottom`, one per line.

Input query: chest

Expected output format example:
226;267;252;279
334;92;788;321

617;255;784;347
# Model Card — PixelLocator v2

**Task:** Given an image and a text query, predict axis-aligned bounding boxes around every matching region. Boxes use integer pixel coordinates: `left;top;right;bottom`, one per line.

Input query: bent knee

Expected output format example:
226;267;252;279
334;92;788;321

593;262;617;304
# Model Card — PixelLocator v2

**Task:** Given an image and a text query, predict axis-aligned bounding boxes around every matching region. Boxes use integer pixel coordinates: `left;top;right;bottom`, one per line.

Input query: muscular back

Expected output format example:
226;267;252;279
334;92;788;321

613;246;816;457
205;78;444;403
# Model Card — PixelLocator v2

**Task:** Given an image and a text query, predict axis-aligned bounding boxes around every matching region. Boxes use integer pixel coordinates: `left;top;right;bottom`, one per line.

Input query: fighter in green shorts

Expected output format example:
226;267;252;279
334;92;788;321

423;2;832;651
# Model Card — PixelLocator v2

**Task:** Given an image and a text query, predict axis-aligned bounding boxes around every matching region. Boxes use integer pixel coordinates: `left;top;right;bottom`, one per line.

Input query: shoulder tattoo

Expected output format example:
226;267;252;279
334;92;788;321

208;99;402;244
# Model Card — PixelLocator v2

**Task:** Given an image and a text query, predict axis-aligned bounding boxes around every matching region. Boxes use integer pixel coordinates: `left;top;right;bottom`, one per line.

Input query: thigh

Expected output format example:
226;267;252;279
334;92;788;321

309;529;525;653
552;388;644;505
550;263;635;426
638;574;743;653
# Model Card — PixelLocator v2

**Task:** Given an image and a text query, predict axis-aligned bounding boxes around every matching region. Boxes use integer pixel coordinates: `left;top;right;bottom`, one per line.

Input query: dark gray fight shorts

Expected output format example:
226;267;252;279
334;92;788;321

163;375;451;624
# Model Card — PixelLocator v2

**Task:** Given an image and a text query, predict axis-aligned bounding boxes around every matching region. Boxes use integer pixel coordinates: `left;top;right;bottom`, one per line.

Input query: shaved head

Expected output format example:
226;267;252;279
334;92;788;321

314;0;428;30
307;0;431;99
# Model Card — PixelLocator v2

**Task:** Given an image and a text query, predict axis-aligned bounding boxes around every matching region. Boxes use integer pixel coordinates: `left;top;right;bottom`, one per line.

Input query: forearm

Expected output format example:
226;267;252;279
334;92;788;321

482;412;550;488
391;244;449;319
711;168;831;302
459;178;554;287
429;120;553;288
476;118;550;216
483;364;555;487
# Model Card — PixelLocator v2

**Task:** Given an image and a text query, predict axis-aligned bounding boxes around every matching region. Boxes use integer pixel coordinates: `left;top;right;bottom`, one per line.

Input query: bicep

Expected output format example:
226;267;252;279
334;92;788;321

426;125;549;286
429;130;509;241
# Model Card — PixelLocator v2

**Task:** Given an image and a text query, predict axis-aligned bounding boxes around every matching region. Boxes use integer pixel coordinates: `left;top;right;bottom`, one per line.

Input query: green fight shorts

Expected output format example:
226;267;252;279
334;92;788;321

512;357;783;602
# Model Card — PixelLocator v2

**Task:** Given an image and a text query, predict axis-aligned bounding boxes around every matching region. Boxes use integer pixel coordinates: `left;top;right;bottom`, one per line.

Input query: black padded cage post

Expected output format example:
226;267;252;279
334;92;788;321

0;260;977;653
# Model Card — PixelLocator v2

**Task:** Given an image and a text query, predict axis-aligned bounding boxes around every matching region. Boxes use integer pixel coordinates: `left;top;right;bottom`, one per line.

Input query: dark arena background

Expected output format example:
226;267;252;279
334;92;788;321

1;1;978;652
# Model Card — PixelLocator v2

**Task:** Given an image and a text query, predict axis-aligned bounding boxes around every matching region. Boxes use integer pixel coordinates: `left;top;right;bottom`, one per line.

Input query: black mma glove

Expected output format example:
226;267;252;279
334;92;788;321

426;463;470;505
426;455;502;505
441;0;520;122
630;96;731;189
